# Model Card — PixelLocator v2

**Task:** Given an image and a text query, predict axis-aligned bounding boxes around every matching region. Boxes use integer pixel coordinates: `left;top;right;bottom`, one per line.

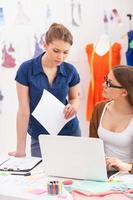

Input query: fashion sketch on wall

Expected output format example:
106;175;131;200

71;0;82;27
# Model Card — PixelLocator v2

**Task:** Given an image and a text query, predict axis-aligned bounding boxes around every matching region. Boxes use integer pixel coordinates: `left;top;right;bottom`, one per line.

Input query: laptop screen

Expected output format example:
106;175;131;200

39;135;109;181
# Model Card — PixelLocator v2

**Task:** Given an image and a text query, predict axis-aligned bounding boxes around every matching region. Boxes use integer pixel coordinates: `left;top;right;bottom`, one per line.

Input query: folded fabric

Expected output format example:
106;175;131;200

72;189;133;200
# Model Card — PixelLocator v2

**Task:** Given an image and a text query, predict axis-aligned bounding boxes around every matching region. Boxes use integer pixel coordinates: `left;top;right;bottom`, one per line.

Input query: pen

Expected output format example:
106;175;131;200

11;170;44;176
11;172;28;176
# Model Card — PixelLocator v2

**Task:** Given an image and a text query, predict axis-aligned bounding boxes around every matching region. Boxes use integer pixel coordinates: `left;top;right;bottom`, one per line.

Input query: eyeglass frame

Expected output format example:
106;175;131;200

104;75;124;89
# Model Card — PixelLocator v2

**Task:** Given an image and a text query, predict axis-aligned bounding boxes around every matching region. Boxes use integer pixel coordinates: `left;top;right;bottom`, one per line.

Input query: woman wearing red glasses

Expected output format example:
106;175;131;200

89;65;133;174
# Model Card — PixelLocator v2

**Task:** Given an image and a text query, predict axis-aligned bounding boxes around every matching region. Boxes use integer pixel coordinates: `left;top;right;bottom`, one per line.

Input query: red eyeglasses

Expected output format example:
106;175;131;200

104;76;124;89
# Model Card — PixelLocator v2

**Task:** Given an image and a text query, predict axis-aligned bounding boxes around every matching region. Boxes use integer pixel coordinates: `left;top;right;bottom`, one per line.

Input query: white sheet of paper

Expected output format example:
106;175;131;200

32;89;75;135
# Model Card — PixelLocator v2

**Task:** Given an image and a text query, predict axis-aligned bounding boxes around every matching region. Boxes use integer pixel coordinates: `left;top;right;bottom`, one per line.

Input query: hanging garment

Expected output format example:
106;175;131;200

1;44;16;68
0;90;3;101
86;42;121;121
126;30;133;66
32;35;44;58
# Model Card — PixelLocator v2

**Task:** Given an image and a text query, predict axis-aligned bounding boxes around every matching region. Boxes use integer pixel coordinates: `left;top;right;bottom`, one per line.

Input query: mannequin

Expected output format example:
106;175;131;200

95;34;111;56
85;35;121;121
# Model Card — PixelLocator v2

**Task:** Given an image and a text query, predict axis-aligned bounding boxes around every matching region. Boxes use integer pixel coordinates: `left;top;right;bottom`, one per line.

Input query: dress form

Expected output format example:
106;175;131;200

95;34;111;56
85;36;121;121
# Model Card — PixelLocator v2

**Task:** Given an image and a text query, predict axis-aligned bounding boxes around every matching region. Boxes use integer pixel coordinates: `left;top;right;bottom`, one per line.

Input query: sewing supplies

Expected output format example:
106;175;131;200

47;181;62;195
63;180;73;185
62;179;73;193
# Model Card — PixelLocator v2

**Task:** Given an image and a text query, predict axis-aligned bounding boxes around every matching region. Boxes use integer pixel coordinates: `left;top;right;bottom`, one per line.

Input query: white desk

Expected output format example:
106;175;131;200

0;161;73;200
0;174;73;200
0;157;133;200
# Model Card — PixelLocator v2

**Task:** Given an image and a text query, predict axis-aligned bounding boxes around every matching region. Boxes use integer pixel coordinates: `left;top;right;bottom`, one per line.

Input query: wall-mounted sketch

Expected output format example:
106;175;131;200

1;43;16;68
103;9;122;26
46;4;52;26
112;9;122;24
103;10;109;34
102;9;122;35
0;90;3;114
0;7;5;26
32;34;44;58
15;1;30;25
71;0;82;27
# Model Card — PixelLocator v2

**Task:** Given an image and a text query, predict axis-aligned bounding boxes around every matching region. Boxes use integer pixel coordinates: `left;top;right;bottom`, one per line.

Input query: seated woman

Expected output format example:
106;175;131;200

89;65;133;173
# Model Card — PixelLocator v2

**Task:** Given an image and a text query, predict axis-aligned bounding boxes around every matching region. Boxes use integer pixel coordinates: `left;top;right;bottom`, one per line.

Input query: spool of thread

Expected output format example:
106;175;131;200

47;181;62;195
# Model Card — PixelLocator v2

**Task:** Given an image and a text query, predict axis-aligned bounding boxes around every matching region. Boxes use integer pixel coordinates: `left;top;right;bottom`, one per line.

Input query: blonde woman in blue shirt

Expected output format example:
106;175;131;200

9;23;81;157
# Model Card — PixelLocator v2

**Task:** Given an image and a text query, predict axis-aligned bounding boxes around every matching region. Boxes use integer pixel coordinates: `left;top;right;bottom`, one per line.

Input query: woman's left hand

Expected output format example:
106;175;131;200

106;157;132;171
64;104;77;119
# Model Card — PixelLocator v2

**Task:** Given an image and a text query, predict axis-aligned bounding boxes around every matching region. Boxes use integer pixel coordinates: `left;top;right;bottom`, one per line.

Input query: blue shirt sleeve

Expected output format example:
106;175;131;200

15;61;30;86
69;65;80;87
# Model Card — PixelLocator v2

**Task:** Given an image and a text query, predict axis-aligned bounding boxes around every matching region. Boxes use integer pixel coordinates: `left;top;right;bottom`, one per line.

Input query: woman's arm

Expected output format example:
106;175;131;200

64;84;80;119
8;82;30;157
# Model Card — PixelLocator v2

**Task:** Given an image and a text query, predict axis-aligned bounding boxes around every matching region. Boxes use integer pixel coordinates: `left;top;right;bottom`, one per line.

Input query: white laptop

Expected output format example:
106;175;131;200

39;135;117;181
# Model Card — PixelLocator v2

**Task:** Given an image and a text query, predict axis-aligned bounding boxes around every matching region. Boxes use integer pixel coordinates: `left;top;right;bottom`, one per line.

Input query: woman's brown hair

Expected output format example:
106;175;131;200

45;23;73;45
112;65;133;106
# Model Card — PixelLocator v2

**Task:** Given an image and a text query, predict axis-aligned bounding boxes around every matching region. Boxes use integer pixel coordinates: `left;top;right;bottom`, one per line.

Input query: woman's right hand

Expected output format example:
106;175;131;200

106;157;132;171
8;151;26;157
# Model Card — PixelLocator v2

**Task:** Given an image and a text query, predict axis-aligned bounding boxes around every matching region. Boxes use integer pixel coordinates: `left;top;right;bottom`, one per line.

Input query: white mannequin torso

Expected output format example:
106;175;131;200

95;34;111;56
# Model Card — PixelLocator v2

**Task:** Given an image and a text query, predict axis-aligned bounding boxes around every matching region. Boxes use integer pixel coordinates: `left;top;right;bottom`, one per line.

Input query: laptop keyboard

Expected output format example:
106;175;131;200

107;170;119;178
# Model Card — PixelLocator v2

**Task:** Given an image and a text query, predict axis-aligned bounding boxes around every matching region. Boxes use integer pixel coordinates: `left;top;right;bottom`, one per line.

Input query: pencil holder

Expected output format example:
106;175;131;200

47;181;62;195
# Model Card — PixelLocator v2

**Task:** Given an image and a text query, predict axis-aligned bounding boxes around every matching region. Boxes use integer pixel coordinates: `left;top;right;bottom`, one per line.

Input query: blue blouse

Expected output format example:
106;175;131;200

15;53;81;139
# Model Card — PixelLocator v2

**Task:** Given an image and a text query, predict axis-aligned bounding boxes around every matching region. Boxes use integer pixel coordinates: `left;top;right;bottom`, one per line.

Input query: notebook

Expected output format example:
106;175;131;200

39;135;117;181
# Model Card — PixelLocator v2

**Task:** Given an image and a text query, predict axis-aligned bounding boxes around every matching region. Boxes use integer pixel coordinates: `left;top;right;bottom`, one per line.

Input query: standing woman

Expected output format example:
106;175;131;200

9;23;81;157
90;65;133;173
